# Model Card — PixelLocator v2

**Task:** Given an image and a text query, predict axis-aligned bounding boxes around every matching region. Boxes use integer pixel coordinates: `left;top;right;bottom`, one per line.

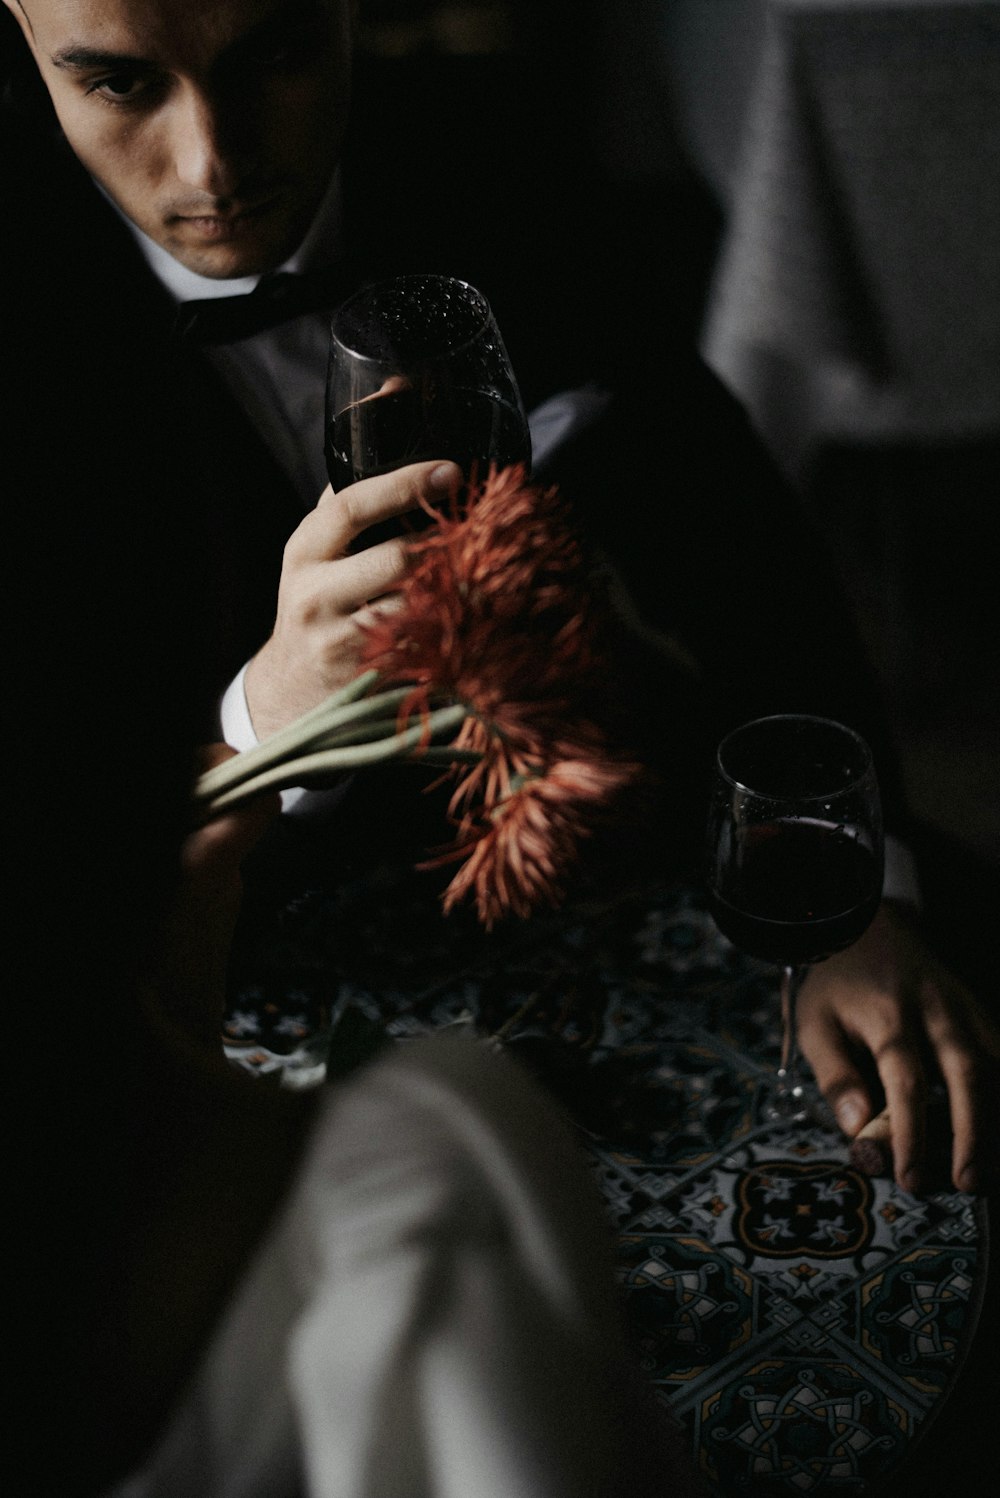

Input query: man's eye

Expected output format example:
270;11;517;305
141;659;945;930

87;73;152;106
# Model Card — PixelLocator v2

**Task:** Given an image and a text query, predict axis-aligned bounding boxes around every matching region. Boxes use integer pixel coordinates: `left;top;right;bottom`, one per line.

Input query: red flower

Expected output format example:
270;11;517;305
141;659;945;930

360;464;608;732
426;755;638;930
361;466;643;924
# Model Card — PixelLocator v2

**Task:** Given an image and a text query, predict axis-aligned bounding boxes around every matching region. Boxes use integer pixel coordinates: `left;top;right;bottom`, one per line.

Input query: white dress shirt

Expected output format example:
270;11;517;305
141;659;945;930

120;171;345;514
118;175;350;799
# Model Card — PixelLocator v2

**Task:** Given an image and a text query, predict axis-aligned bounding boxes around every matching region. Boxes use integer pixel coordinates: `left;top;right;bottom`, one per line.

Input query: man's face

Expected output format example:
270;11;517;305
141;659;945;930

6;0;354;277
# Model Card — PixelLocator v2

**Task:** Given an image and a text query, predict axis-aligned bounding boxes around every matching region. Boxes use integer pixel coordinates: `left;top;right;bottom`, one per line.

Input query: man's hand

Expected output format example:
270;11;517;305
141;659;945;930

245;460;461;740
147;746;280;1049
797;902;999;1194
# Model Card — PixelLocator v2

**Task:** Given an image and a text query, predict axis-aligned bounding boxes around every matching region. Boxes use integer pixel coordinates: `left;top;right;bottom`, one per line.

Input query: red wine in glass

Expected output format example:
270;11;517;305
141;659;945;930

326;388;530;492
325;275;531;546
710;818;882;965
706;715;884;1120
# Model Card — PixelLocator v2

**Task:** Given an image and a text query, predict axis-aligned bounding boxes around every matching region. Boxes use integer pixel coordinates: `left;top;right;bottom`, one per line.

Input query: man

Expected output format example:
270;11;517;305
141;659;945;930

2;0;995;1203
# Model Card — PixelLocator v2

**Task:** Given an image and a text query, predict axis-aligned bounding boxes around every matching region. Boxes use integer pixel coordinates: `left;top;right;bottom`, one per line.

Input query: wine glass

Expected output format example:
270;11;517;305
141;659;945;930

325;274;531;537
706;714;884;1121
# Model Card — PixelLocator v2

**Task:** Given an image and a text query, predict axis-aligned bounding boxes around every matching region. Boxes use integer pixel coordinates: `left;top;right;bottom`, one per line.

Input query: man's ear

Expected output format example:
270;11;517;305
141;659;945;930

2;0;57;124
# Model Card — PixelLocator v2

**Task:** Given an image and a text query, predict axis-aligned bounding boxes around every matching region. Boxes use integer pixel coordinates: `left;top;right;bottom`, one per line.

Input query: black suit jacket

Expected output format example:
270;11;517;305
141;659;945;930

2;39;907;884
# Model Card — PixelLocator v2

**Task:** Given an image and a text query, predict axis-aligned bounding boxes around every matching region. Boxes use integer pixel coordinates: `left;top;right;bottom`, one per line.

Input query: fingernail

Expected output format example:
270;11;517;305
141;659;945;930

957;1164;979;1194
835;1095;866;1135
899;1165;922;1196
429;462;460;492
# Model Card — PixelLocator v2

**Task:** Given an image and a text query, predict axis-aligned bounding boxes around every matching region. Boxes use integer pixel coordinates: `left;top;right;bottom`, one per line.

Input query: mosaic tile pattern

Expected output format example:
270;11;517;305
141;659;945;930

224;873;987;1495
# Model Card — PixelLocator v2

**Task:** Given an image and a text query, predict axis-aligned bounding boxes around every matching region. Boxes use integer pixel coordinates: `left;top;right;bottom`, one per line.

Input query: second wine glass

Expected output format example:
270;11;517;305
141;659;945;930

325;273;530;496
706;714;884;1121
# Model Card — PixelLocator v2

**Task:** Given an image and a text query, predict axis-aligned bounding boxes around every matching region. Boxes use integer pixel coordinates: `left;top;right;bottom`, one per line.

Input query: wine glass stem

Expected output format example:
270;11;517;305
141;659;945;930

762;964;811;1123
778;963;808;1096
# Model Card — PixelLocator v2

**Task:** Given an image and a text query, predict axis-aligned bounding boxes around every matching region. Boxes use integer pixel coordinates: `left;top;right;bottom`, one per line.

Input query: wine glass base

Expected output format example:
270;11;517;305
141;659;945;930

763;1070;812;1125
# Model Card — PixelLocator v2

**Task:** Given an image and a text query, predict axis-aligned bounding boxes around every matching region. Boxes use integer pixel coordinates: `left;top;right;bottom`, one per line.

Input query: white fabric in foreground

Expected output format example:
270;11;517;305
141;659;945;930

108;1033;697;1498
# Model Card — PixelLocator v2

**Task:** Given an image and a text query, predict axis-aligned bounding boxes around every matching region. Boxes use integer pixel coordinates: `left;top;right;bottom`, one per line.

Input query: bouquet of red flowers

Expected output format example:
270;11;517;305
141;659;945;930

194;467;642;929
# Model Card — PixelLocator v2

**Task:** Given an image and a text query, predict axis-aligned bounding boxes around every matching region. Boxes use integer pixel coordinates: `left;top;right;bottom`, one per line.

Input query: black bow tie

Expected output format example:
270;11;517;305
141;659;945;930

174;265;348;346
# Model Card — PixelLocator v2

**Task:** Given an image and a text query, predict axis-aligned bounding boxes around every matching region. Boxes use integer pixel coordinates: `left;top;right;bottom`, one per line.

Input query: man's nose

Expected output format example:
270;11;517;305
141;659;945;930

171;87;257;197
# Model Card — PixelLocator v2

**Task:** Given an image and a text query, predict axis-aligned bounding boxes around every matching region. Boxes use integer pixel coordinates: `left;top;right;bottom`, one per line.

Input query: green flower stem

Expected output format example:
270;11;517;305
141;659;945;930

310;717;424;750
196;703;469;818
398;746;482;765
195;676;428;801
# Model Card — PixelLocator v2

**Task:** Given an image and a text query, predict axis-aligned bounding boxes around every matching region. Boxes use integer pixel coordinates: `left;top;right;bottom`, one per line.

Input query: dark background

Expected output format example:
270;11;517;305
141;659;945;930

349;0;999;967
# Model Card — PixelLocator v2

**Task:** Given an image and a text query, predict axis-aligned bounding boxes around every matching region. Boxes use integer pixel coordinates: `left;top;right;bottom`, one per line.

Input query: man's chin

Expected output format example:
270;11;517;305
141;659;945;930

160;205;310;281
163;236;285;281
167;244;278;281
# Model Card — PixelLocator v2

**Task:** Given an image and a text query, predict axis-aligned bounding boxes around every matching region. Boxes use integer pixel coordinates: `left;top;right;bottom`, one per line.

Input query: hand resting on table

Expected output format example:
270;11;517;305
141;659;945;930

798;901;999;1195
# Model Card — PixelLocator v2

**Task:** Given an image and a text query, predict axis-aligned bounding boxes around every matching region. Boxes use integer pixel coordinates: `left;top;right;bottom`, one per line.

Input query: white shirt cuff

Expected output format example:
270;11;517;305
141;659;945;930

219;664;350;816
220;662;258;752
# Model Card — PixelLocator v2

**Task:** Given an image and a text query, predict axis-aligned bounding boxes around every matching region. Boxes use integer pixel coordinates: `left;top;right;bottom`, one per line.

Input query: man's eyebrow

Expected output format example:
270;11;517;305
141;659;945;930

51;48;153;73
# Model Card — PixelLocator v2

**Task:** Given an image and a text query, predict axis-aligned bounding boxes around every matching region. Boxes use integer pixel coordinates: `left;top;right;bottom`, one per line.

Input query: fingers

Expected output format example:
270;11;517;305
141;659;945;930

248;461;462;737
287;460;461;564
869;1025;928;1194
183;793;280;875
849;1108;893;1175
799;906;999;1196
354;589;406;633
337;534;411;614
183;745;280;876
795;996;877;1138
803;976;929;1191
796;907;933;1191
798;980;927;1189
920;973;999;1194
273;528;409;630
147;744;280;1049
196;743;238;774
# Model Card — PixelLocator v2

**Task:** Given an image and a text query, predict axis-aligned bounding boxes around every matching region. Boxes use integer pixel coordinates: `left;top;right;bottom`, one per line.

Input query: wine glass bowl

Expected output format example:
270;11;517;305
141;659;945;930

706;715;884;1120
325;274;531;494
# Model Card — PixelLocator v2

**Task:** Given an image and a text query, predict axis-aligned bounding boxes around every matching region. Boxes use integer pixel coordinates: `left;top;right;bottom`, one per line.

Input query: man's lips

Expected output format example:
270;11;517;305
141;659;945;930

170;194;285;240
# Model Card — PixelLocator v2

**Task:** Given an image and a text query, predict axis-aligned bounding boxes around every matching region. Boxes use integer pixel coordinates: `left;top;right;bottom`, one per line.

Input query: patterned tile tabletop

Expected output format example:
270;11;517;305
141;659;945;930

224;870;988;1497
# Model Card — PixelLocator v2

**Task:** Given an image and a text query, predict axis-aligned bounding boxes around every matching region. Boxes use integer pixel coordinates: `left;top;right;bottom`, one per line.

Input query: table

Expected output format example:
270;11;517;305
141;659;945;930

223;864;990;1496
687;0;1000;481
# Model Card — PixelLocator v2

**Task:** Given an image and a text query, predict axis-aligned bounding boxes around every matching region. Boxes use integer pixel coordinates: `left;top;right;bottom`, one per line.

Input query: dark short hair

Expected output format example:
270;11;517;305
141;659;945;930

1;4;56;125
